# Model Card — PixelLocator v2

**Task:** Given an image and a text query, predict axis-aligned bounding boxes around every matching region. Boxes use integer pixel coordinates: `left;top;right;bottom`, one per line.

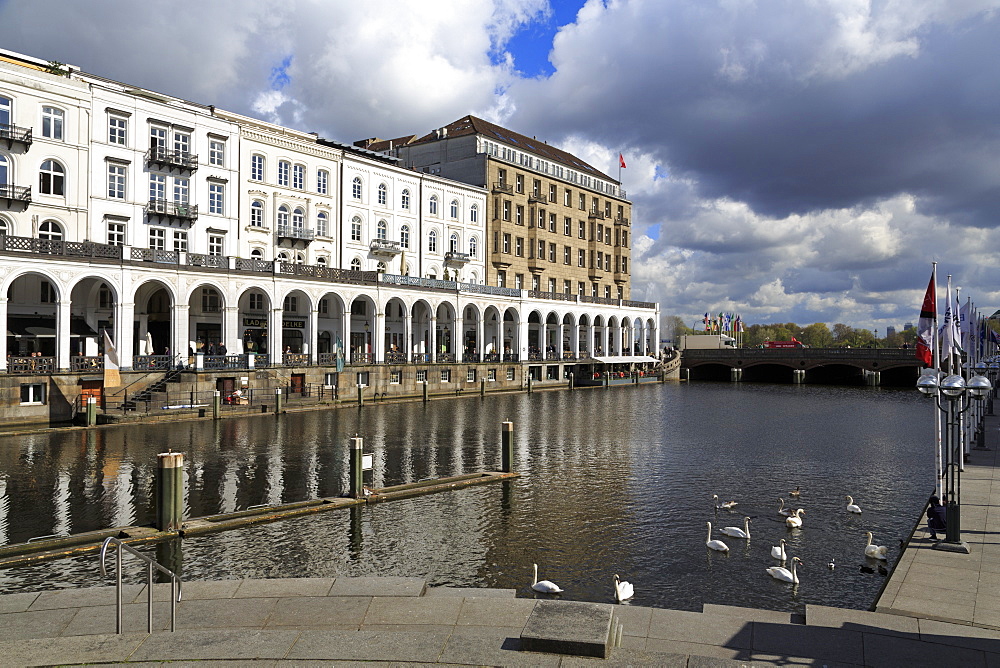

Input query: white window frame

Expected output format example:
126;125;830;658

317;169;328;194
209;139;225;167
208;183;224;214
278;160;290;186
107;222;126;246
108;115;127;145
107;163;126;199
41;106;64;140
250;200;264;227
251;154;265;181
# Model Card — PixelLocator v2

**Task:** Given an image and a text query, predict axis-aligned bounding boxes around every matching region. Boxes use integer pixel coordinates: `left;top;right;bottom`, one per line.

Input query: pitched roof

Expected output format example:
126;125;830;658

410;115;615;183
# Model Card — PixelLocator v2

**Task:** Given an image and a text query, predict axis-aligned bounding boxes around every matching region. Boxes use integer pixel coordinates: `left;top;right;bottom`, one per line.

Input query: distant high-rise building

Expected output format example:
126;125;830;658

904;322;914;331
886;326;897;338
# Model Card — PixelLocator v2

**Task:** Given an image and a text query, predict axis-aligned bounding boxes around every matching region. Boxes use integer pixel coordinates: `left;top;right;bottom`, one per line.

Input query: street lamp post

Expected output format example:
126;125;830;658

917;372;992;553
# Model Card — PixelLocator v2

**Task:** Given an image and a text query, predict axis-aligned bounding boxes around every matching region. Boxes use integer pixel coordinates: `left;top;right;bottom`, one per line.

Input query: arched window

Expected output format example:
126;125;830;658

469;237;478;257
428;229;437;252
400;224;410;249
250;200;264;227
470;204;478;223
292;207;304;231
39;159;65;195
0;154;8;185
250;248;264;259
277;204;290;229
352;176;362;199
378;183;387;205
429;195;438;215
292;164;305;189
377;261;387;273
39;220;62;240
377;219;387;240
401;189;410;209
351;215;362;241
450;233;459;253
316;211;328;236
351;257;362;271
295;252;305;265
450;199;459;218
316;256;328;267
278;251;290;262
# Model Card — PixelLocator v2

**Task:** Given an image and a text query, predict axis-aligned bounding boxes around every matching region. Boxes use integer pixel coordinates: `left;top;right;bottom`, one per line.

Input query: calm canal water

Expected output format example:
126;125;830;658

0;382;933;614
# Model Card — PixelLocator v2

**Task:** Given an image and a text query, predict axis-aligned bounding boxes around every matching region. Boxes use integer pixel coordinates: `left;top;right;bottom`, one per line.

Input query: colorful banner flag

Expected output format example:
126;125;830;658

103;329;121;388
619;153;626;169
916;271;935;367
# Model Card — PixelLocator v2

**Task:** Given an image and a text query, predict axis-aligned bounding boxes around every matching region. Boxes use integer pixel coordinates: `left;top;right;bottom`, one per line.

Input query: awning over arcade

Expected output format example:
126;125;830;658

590;356;659;364
6;317;99;337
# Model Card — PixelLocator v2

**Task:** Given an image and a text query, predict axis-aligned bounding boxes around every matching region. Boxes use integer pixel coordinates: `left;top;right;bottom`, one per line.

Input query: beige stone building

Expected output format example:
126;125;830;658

360;116;633;300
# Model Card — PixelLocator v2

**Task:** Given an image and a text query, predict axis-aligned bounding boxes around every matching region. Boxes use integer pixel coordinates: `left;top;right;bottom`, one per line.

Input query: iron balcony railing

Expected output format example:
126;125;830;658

0;123;32;148
146;145;198;171
276;225;316;241
444;251;471;264
146;199;198;222
0;183;31;204
370;239;402;255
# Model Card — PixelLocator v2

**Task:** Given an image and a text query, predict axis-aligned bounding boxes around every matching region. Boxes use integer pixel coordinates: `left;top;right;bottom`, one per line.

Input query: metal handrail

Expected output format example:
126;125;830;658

99;537;182;634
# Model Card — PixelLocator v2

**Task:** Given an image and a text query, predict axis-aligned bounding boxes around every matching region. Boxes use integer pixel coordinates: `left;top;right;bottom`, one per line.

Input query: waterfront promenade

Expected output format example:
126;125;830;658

3;418;1000;664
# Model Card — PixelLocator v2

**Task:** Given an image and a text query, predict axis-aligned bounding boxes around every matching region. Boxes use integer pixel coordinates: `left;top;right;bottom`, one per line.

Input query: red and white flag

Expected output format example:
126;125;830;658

619;153;626;169
916;271;935;367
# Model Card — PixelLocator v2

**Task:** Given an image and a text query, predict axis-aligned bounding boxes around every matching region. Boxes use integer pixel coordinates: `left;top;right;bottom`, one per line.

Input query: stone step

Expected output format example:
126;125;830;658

520;599;615;658
702;603;800;625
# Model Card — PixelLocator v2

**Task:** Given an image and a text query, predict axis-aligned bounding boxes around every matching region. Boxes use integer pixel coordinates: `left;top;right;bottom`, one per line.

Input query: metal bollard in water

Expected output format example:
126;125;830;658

156;451;184;531
501;421;514;473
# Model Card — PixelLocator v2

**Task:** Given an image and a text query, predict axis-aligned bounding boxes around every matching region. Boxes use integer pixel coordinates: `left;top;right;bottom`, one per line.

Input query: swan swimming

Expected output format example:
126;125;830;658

786;508;805;529
766;556;802;584
614;574;634;602
713;494;738;510
705;522;730;552
777;498;792;517
531;563;563;593
720;517;751;539
864;532;889;561
771;539;787;561
845;496;862;514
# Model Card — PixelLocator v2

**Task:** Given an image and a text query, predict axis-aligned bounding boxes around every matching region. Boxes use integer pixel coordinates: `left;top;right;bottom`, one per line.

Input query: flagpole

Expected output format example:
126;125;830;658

933;262;942;498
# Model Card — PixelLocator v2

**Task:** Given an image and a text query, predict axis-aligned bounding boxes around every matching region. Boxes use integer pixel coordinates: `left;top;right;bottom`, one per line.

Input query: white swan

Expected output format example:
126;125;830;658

828;558;836;570
766;556;802;583
720;517;751;539
713;494;738;510
706;522;729;552
614;574;634;602
845;495;862;514
864;532;889;561
786;508;805;529
777;498;792;517
770;539;787;561
531;563;563;593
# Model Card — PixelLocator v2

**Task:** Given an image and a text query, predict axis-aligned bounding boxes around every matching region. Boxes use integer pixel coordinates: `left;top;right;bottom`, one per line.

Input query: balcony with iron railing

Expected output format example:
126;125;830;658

276;225;315;242
370;239;402;256
146;199;198;224
0;123;32;150
0;183;31;208
444;251;470;264
146;146;198;171
528;193;546;204
614;216;630;226
588;210;606;220
491;182;513;194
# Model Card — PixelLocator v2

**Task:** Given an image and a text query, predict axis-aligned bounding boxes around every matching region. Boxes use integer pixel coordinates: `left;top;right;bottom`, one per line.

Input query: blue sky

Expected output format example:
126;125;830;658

501;0;584;78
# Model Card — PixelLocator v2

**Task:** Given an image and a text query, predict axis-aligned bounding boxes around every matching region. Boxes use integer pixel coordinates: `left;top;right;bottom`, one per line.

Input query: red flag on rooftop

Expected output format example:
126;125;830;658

916;270;936;367
619;153;626;169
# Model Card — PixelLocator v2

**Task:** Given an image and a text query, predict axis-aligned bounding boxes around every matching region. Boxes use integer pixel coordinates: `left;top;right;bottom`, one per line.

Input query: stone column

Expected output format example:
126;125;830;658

374;310;385;364
173;304;190;367
118;301;135;370
56;298;71;371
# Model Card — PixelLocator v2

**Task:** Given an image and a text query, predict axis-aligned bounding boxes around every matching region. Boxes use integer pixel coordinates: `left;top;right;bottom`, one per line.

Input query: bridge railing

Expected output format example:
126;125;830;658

681;347;916;361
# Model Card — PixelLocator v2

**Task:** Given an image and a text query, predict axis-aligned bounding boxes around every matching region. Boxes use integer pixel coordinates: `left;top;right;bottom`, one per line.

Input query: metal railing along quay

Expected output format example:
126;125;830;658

99;536;181;634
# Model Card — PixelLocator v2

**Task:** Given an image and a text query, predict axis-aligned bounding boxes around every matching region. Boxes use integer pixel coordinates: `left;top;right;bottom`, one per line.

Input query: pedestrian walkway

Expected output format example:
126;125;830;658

876;411;1000;631
3;574;1000;665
